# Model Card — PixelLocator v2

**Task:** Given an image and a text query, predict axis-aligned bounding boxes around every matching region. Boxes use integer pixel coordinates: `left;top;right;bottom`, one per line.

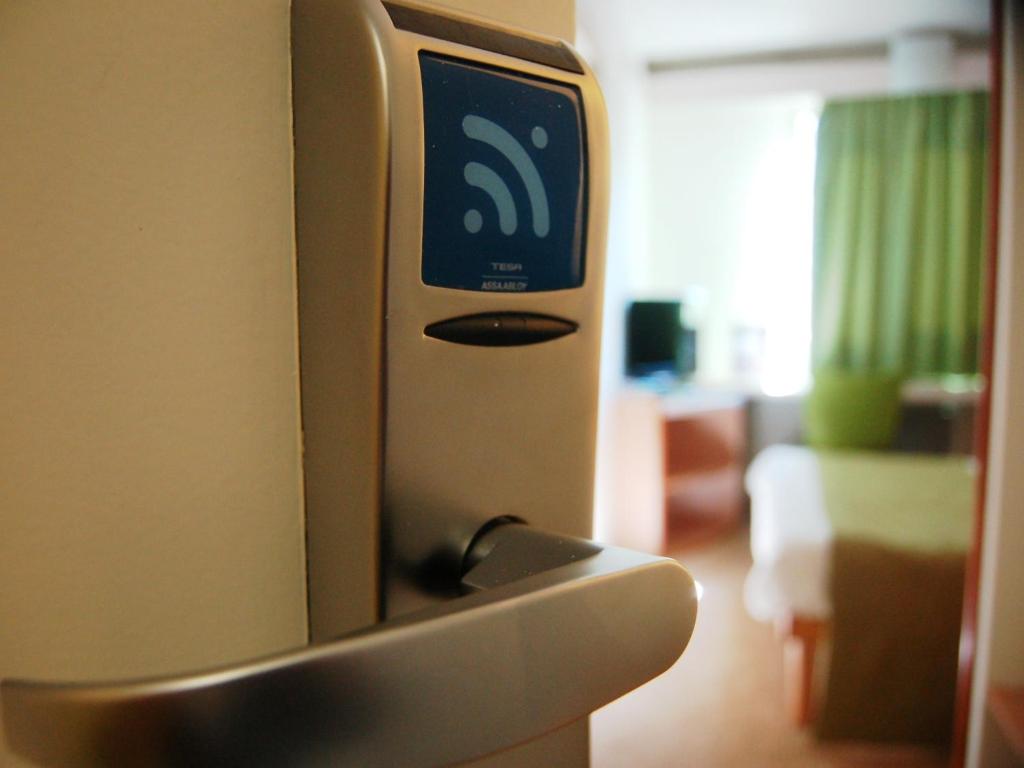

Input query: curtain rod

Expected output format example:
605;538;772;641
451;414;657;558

648;32;989;75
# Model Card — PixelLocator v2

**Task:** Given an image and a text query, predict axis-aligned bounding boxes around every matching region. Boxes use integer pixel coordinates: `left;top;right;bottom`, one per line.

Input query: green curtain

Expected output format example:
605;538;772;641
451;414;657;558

812;91;989;375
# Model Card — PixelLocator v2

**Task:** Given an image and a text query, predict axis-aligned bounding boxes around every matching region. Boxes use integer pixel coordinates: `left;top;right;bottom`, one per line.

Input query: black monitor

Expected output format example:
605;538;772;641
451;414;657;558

626;300;696;379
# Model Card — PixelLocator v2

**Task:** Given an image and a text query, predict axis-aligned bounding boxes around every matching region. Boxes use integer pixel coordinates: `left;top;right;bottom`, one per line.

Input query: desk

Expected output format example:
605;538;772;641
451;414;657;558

661;390;748;548
602;387;747;554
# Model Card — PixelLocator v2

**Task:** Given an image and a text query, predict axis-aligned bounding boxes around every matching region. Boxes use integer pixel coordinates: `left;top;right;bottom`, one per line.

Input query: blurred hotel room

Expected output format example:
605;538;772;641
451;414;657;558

578;1;1023;766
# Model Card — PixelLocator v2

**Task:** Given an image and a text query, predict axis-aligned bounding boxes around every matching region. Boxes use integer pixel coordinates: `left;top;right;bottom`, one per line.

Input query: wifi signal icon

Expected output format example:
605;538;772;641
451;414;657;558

461;114;550;239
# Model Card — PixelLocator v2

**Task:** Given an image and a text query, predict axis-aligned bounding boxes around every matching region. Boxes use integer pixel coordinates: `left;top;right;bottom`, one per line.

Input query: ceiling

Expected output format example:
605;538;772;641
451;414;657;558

577;0;990;64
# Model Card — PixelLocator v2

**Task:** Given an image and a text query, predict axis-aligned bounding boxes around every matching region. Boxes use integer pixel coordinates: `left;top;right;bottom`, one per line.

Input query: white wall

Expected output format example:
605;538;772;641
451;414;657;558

967;4;1024;766
642;94;819;388
576;3;651;541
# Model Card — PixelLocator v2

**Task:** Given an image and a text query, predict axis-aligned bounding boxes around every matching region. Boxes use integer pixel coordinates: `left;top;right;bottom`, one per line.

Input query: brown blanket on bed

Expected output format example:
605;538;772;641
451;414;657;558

815;537;964;744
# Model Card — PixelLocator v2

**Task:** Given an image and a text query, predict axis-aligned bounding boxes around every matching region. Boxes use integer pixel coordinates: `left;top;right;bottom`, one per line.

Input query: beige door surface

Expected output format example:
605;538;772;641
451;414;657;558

0;2;308;765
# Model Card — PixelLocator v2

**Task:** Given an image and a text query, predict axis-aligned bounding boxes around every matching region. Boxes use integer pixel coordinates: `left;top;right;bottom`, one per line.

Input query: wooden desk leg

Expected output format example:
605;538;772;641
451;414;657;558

777;615;827;727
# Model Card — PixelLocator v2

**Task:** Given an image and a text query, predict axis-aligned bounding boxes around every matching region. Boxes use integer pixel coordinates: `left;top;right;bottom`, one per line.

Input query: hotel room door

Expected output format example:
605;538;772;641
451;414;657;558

0;2;698;766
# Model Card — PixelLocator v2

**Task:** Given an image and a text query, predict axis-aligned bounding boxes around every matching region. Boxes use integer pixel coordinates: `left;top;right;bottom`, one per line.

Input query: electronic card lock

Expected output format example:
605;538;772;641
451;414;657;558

285;0;626;623
1;3;698;766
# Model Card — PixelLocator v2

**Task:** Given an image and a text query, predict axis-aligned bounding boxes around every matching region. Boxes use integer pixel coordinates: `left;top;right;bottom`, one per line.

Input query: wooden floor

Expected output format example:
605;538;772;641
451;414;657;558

590;529;949;768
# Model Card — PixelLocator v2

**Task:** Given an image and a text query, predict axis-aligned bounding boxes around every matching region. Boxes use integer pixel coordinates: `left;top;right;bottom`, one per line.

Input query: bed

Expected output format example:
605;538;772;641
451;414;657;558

745;444;975;742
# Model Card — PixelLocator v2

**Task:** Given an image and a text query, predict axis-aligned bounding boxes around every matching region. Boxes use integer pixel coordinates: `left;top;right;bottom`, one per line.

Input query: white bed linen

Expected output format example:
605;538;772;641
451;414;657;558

744;444;833;622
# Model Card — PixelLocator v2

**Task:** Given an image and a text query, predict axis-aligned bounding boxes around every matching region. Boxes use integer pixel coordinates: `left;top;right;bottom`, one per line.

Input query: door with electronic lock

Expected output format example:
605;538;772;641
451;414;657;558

0;1;698;766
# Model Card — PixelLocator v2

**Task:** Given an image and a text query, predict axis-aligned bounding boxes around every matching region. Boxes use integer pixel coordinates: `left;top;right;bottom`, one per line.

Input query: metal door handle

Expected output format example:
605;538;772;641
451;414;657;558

2;521;698;767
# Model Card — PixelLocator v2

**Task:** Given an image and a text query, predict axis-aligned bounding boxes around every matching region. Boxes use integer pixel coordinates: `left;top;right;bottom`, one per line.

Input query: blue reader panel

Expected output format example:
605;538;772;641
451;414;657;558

420;53;587;292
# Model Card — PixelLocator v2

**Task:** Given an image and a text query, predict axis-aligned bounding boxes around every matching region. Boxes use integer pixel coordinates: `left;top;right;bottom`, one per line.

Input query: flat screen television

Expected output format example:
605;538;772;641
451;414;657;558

626;300;696;379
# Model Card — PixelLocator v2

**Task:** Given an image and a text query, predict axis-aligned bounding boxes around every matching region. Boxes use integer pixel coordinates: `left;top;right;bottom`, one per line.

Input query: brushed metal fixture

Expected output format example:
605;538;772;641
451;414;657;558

2;522;697;768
